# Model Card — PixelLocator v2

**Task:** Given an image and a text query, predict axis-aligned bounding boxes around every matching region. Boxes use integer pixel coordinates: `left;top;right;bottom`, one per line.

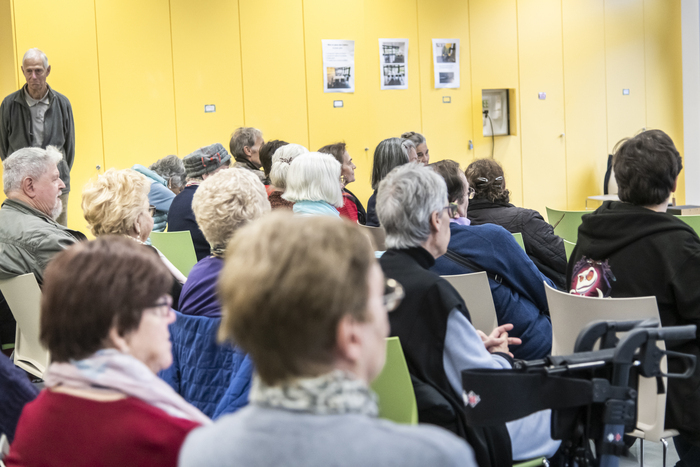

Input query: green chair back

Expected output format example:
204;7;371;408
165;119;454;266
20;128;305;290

370;337;418;425
676;215;700;236
564;239;576;261
545;207;587;244
149;231;198;277
512;232;526;251
514;457;547;467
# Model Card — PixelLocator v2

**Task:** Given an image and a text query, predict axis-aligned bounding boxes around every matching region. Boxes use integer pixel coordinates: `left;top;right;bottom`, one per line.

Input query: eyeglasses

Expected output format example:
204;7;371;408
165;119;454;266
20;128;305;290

147;295;173;317
467;187;475;200
384;278;405;312
443;204;459;218
148;205;156;217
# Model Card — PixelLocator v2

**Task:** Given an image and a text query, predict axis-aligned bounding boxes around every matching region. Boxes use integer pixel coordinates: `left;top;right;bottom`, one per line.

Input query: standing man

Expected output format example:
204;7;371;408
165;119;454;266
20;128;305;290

0;48;75;227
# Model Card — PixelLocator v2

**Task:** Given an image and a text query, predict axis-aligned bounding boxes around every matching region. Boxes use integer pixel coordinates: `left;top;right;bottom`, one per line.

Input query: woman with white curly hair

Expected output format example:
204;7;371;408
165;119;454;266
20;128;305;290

282;152;344;217
178;168;271;317
267;143;308;210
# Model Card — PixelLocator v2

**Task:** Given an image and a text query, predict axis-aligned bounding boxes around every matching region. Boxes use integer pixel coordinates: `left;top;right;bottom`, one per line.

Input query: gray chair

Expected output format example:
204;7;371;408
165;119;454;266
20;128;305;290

442;272;498;333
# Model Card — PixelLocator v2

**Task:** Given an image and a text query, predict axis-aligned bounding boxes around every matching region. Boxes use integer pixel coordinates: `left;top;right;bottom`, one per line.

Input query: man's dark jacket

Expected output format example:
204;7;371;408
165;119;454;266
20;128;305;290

0;85;75;193
567;201;700;444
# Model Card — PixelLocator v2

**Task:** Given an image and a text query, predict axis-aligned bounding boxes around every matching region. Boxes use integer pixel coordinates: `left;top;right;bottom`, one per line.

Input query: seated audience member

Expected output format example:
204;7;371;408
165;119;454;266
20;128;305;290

0;146;86;354
0;353;39;442
230;127;266;183
150;154;186;196
283;152;344;217
259;139;288;191
318;142;366;224
401;131;430;165
267;143;308;210
377;163;560;466
179;212;476;467
168;144;231;261
567;130;700;463
366;138;413;227
466;158;567;290
179;169;271;318
5;237;209;467
131;163;175;233
429;160;553;360
82;169;185;306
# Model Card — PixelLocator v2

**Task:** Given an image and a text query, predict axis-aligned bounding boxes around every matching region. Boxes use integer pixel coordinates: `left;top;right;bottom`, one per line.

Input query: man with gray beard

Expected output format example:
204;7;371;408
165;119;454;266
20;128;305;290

0;146;85;355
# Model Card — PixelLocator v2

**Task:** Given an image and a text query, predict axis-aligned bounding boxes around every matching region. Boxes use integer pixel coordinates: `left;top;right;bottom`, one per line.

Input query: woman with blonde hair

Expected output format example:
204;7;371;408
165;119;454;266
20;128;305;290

81;168;186;305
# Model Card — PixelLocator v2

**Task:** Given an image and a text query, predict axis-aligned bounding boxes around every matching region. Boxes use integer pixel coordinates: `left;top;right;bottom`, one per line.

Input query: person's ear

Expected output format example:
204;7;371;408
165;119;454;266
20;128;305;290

429;210;440;233
243;146;252;157
107;327;130;354
335;315;363;365
21;177;36;198
45;65;51;77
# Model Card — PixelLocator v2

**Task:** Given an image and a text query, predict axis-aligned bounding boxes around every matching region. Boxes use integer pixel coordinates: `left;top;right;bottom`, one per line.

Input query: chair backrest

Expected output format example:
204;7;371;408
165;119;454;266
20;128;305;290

359;225;387;251
544;283;668;441
370;336;418;425
676;214;700;236
149;231;198;277
545;207;587;243
442;272;498;333
0;274;49;378
512;232;526;251
563;240;576;261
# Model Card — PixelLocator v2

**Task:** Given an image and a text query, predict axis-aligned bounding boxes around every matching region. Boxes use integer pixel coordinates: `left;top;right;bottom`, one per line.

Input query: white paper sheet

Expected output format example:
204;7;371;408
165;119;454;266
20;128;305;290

322;40;355;93
379;38;408;90
432;39;460;89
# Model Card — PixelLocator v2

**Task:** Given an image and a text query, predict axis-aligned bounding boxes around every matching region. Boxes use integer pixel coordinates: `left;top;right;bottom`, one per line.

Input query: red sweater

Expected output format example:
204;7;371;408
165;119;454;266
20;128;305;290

338;192;359;223
6;390;200;467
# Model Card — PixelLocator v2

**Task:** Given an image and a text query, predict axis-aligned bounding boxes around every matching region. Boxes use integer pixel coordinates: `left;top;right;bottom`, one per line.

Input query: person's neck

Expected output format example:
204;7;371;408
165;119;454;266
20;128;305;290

27;84;48;100
50;385;126;401
7;193;48;216
644;197;673;213
420;236;444;259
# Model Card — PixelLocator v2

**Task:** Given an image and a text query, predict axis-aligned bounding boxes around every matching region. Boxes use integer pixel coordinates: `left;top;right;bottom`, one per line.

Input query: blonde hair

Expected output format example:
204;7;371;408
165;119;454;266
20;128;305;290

218;212;375;385
192;168;271;248
81;169;150;237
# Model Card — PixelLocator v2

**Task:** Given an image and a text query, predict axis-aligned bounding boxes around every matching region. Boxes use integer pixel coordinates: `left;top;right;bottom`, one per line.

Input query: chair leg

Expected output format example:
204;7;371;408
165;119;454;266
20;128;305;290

661;437;669;467
639;438;644;467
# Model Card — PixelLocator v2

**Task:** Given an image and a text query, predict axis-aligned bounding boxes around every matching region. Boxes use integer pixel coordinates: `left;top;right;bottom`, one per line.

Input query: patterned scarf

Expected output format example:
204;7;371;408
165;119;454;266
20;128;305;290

44;349;211;424
250;370;378;417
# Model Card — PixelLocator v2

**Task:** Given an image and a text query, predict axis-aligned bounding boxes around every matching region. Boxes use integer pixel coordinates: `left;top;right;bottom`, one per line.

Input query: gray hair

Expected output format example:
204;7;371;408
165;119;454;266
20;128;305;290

229;127;262;160
282;152;344;207
22;48;49;69
269;144;308;190
377;163;447;249
401;131;426;146
371;137;410;190
3;146;62;194
150;155;186;191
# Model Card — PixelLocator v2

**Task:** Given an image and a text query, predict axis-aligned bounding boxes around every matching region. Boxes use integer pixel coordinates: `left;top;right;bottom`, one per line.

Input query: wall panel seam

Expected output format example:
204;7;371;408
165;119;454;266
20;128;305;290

560;0;569;208
10;0;18;89
300;0;311;149
167;0;179;155
515;0;524;204
237;0;246;125
602;0;610;154
93;0;106;170
642;0;648;129
415;0;423;134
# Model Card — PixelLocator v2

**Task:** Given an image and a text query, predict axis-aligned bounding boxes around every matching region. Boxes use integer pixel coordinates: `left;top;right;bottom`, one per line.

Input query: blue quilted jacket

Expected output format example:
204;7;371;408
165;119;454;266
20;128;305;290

159;311;253;419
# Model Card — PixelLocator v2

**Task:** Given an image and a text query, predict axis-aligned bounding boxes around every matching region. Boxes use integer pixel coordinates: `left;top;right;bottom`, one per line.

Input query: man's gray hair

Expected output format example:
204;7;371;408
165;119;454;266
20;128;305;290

22;48;49;69
269;144;308;189
229;127;262;159
150;154;186;191
377;163;447;249
3;146;63;195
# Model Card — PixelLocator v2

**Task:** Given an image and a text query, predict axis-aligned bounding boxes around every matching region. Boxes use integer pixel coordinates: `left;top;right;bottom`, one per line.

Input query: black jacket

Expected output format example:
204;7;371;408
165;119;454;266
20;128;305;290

366;190;379;227
380;247;512;467
167;185;210;261
567;201;700;443
467;198;566;289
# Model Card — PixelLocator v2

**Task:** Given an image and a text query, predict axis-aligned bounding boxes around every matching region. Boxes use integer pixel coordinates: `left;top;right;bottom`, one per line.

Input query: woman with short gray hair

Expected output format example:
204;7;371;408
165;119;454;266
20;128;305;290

150;155;186;195
282;152;344;217
268;144;308;210
366;138;413;227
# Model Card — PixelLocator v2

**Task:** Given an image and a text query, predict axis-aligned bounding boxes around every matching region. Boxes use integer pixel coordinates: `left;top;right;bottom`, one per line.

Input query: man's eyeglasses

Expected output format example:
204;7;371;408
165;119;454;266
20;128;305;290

384;278;405;312
443;204;459;218
148;205;157;217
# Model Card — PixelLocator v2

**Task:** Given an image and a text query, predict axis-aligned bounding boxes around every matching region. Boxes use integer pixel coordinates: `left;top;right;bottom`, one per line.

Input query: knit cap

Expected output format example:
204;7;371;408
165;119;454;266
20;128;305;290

183;143;231;179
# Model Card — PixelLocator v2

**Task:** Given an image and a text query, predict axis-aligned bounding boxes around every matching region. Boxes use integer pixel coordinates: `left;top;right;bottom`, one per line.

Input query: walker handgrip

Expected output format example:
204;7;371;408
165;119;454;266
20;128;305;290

652;325;697;342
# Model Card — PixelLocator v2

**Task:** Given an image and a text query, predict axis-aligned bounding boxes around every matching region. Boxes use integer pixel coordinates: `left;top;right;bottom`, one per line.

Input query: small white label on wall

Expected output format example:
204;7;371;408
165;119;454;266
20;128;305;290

443;96;451;103
333;100;344;108
622;89;630;95
204;105;216;113
538;92;546;100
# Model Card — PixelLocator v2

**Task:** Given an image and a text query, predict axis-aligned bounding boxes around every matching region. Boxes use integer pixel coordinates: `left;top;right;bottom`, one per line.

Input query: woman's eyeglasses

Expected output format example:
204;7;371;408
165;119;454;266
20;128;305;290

147;295;173;317
383;278;405;312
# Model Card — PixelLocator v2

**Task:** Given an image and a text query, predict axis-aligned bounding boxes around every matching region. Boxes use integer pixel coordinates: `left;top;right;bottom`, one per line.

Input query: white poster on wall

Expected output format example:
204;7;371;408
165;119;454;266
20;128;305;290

432;39;460;89
379;38;408;90
322;40;355;93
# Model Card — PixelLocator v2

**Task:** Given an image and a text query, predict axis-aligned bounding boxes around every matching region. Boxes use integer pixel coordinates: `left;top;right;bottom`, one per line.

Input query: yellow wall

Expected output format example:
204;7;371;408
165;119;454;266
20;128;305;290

0;0;685;231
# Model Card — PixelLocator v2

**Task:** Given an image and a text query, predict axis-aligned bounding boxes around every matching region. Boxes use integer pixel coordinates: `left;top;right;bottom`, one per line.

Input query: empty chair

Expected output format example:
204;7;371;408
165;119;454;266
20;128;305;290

545;207;587;244
563;240;576;262
544;283;677;461
370;337;418;425
0;274;48;378
150;231;198;277
512;232;526;251
360;225;387;251
441;272;498;333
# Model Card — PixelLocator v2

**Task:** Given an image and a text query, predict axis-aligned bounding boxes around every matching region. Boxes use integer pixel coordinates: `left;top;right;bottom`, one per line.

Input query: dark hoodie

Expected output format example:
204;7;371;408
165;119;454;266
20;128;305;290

567;200;700;443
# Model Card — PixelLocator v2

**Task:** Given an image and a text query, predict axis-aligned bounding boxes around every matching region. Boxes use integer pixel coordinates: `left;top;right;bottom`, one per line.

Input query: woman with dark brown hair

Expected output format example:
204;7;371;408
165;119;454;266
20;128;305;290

5;237;209;467
465;158;566;289
318;142;366;224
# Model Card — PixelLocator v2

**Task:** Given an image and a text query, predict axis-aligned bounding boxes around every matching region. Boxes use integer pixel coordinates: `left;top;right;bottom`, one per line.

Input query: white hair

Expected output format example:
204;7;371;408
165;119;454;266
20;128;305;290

282;152;344;208
3;146;62;194
22;48;49;69
377;163;447;249
269;144;308;189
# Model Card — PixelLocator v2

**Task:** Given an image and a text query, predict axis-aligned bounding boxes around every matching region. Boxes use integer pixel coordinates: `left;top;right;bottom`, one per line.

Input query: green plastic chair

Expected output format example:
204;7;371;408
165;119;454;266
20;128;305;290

545;207;587;244
676;214;700;236
370;337;418;425
514;457;547;467
512;232;526;251
149;231;198;277
564;239;576;261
